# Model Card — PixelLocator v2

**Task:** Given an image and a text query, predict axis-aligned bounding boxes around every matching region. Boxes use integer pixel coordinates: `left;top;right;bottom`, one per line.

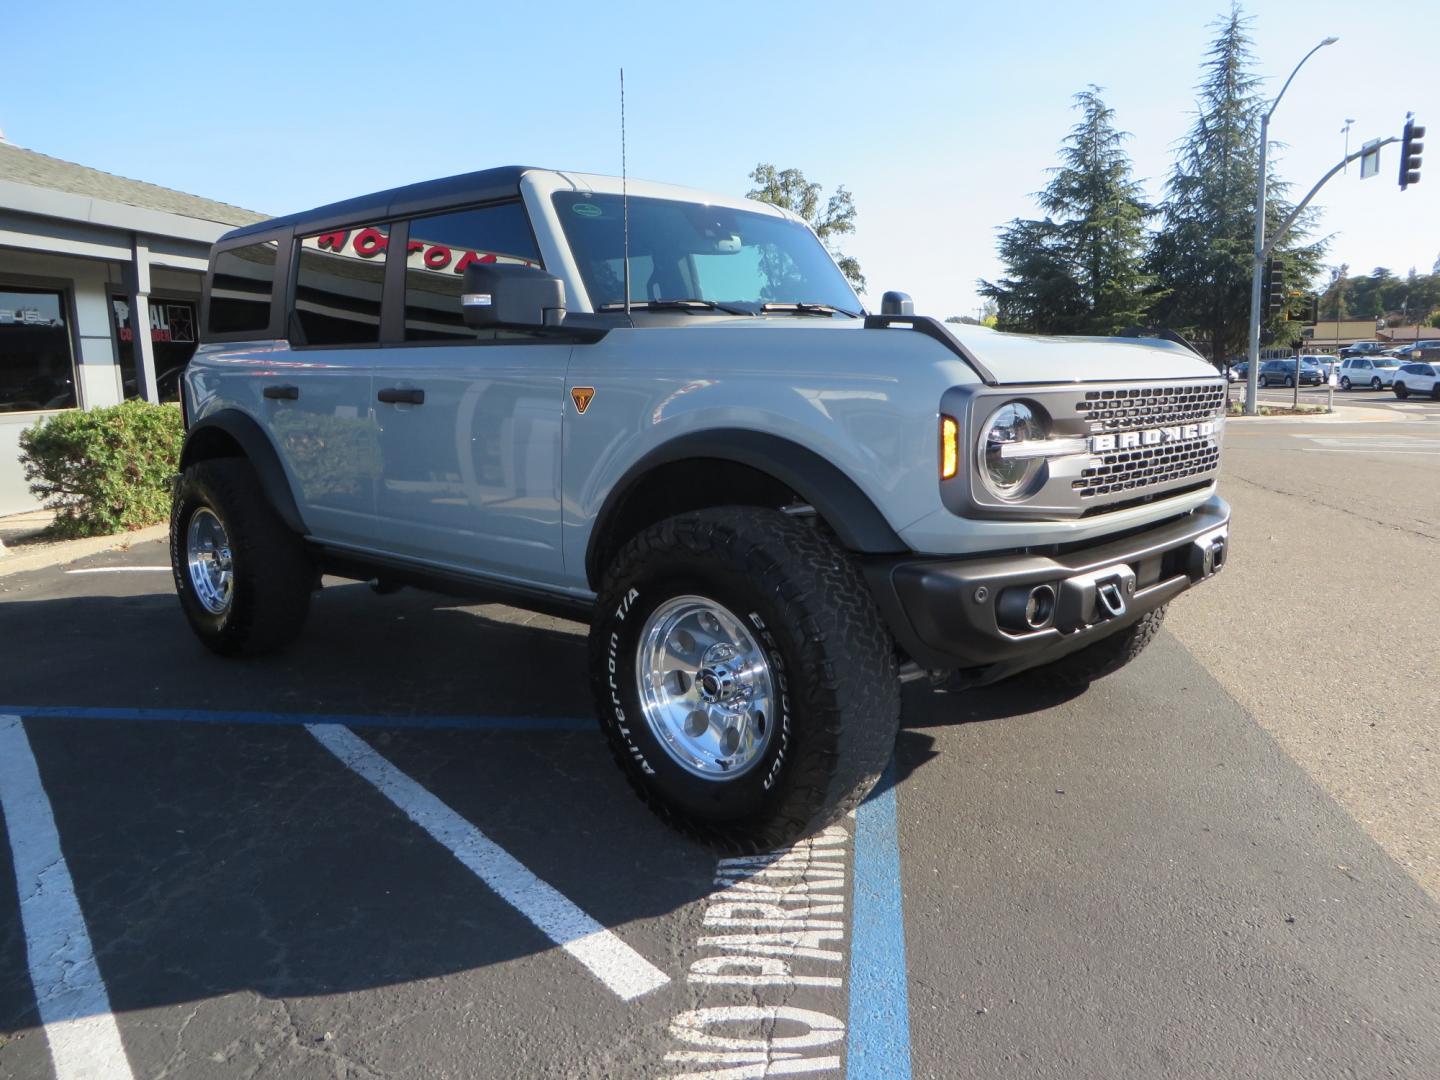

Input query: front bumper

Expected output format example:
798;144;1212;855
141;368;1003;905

864;495;1230;680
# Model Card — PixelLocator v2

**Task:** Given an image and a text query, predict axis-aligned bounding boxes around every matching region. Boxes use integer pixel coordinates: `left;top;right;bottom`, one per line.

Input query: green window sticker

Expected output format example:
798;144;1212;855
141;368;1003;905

571;202;603;219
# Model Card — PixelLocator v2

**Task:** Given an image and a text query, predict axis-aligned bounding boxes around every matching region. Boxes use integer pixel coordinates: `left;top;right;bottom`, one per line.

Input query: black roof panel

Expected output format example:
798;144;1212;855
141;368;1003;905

218;165;536;243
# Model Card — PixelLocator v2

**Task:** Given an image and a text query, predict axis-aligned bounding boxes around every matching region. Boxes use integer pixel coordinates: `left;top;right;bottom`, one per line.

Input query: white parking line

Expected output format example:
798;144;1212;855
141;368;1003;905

63;567;171;574
0;715;136;1080
306;723;669;1001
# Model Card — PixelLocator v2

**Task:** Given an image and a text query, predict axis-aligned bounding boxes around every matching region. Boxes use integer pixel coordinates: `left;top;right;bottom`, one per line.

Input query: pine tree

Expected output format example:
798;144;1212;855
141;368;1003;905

1147;5;1325;358
980;87;1153;334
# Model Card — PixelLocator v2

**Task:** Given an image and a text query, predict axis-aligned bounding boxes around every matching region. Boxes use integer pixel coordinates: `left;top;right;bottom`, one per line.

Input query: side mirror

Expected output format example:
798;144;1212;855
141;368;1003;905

880;291;914;316
461;264;566;330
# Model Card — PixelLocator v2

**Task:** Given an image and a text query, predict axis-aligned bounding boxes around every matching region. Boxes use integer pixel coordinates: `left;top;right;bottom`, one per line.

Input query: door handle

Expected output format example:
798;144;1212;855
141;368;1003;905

263;384;299;400
377;387;425;405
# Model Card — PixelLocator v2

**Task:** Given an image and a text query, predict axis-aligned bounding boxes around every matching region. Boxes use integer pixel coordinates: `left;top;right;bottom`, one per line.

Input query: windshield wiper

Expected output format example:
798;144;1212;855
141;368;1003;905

597;299;752;316
760;301;861;318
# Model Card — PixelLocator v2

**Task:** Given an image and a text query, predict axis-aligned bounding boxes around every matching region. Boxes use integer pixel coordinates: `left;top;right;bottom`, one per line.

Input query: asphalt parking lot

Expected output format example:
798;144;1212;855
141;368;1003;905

2;408;1438;1079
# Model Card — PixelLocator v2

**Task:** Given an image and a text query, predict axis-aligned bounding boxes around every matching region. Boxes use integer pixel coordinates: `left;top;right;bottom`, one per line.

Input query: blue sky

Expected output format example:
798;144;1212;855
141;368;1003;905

2;0;1435;316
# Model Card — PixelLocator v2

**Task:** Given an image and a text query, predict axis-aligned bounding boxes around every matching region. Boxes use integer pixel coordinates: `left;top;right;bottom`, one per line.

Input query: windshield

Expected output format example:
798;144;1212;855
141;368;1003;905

552;192;860;314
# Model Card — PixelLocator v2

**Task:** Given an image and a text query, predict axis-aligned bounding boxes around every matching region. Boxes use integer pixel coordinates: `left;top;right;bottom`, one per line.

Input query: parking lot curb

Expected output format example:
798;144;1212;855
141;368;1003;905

1225;405;1396;424
0;524;168;579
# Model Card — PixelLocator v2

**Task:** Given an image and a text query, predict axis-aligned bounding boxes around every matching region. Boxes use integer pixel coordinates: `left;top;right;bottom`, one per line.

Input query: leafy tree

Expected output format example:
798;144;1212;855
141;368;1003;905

747;164;865;292
1147;5;1326;357
979;88;1154;334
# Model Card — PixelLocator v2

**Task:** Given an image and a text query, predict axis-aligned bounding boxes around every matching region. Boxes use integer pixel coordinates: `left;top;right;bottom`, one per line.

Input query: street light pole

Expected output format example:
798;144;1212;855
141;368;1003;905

1245;36;1338;416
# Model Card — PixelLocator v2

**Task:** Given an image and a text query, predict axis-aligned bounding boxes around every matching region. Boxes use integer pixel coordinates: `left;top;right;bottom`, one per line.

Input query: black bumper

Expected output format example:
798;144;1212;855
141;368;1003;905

863;496;1231;681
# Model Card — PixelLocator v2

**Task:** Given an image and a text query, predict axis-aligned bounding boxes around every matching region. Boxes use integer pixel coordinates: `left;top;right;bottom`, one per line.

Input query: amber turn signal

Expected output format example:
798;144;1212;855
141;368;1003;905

940;415;959;479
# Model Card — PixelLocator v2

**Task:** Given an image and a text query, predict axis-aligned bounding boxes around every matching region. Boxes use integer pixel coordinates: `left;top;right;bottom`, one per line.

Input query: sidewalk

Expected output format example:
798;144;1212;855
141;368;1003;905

0;508;167;578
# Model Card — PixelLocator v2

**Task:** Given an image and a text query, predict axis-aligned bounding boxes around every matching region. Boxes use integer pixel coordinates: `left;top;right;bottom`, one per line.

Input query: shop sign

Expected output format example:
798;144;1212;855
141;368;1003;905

112;299;196;344
301;228;535;274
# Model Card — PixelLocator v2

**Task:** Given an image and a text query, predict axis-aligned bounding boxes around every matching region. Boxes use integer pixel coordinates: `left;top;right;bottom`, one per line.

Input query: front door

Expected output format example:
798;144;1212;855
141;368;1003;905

369;342;570;587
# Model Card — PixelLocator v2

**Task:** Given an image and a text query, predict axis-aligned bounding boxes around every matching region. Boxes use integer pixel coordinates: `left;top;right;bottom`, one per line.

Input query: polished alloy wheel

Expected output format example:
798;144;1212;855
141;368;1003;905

186;507;234;615
636;595;776;779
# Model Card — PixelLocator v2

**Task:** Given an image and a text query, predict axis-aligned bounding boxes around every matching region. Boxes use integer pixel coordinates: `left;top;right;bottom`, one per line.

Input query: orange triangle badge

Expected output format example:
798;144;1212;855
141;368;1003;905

570;386;596;414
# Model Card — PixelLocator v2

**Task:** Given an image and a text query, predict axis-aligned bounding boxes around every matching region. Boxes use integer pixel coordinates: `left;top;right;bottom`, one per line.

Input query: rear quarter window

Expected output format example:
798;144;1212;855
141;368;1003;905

208;241;278;335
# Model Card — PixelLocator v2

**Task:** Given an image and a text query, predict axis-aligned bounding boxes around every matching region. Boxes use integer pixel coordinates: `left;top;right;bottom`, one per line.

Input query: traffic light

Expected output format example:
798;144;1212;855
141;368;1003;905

1263;258;1286;319
1300;294;1319;324
1399;117;1424;190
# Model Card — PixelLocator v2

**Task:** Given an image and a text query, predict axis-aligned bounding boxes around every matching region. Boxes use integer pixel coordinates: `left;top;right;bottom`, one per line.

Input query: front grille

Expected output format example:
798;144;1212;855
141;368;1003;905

1074;441;1221;499
1075;384;1227;432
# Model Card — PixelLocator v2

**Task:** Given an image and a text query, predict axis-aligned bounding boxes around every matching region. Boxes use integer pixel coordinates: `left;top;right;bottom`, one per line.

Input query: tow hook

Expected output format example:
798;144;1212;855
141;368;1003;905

1096;579;1127;619
1055;563;1137;632
1188;526;1229;580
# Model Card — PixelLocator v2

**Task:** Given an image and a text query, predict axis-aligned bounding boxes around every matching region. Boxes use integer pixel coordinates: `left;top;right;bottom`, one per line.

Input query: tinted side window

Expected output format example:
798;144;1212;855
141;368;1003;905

402;203;541;341
292;225;389;346
209;241;277;335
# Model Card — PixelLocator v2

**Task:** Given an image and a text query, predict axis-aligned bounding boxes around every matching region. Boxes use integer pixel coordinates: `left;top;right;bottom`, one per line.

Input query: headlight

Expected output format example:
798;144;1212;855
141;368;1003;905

980;401;1048;500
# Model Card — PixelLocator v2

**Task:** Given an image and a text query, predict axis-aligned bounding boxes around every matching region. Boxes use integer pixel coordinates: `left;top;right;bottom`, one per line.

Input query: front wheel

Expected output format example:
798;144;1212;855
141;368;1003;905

589;508;900;852
171;458;314;656
1371;377;1383;390
1284;375;1294;388
1029;606;1169;690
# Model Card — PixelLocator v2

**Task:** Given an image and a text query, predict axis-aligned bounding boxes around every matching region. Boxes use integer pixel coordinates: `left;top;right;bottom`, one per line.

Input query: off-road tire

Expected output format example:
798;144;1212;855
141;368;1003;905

1030;605;1168;690
171;458;313;656
589;507;900;853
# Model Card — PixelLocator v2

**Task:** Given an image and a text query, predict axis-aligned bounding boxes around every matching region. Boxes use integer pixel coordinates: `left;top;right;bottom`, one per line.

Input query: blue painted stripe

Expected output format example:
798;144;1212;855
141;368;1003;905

0;705;592;733
848;762;912;1079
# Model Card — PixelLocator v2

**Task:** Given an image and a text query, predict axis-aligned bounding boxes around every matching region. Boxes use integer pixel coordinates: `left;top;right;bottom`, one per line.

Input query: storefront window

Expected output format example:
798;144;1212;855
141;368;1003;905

0;287;76;413
111;296;198;403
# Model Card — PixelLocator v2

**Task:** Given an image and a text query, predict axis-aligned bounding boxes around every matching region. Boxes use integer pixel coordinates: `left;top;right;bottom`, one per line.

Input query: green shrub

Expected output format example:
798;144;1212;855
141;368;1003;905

18;401;184;538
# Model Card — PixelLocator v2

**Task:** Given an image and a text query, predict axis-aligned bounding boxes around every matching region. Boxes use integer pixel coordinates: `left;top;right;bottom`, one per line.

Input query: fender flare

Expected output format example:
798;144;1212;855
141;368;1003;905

180;410;306;535
586;428;907;584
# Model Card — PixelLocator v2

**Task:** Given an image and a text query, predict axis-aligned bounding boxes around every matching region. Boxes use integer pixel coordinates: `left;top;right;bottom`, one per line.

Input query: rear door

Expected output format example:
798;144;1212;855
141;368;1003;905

367;203;572;589
263;224;391;548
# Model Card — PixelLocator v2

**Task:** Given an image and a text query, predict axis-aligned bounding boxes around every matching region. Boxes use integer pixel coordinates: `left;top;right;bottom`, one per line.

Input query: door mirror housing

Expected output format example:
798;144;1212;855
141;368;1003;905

461;264;566;330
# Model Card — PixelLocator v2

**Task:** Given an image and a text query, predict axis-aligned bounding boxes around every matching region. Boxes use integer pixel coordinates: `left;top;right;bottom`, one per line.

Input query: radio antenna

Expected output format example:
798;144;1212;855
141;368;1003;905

621;67;631;318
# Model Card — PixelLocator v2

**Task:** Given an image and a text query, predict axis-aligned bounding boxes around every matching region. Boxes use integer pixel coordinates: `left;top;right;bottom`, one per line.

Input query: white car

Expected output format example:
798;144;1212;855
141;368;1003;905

1392;361;1440;401
1337;355;1400;390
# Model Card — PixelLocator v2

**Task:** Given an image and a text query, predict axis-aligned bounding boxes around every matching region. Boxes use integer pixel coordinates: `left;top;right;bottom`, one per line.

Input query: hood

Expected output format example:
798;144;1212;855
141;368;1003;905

936;324;1219;384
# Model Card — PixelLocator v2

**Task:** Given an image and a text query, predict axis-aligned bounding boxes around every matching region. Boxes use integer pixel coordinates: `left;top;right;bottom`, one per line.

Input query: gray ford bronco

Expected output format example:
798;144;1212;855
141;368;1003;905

172;166;1230;850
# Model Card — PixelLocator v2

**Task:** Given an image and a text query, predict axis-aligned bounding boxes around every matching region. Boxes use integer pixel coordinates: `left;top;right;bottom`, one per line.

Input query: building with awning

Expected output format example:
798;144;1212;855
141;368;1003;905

0;135;264;514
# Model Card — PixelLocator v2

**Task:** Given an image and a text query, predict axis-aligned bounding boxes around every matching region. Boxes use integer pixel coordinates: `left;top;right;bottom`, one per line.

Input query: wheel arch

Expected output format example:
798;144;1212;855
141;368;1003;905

584;429;907;589
180;410;306;535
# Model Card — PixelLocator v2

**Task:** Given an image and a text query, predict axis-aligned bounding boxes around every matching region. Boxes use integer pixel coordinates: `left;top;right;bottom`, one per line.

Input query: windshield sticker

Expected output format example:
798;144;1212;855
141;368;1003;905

572;202;603;219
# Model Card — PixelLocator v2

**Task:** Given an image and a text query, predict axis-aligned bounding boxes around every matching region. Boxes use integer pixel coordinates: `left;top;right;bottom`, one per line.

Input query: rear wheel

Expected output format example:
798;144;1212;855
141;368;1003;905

1395;382;1409;399
589;507;900;852
171;458;314;656
1341;376;1352;390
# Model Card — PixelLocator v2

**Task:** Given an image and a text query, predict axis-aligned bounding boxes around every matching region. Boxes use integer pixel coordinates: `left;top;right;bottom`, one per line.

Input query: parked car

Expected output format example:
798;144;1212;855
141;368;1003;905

1259;358;1323;387
1340;341;1389;359
1338;355;1401;390
1301;354;1337;380
1392;361;1440;400
169;164;1231;849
